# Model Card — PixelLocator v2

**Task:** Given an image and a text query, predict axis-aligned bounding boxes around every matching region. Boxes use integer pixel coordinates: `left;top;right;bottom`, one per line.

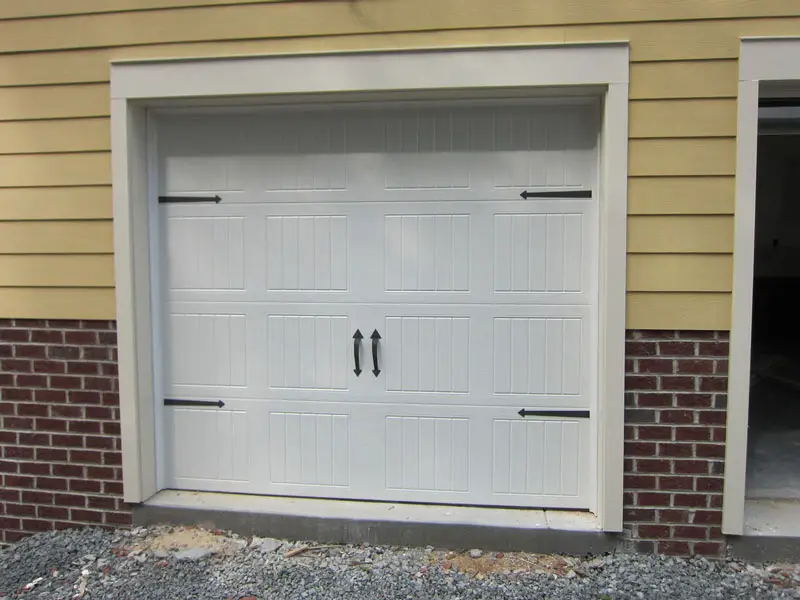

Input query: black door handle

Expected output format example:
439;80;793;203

353;330;363;377
370;329;381;377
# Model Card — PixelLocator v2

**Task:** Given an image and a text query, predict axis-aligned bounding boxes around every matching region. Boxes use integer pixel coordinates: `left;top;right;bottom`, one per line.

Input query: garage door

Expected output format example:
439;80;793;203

154;101;599;509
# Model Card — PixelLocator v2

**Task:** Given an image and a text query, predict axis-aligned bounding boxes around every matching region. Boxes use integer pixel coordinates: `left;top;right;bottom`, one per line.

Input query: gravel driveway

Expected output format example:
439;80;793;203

1;526;799;599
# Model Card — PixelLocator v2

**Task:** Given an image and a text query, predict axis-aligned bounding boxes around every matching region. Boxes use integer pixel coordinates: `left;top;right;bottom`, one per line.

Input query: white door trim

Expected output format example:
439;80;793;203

111;43;630;531
724;37;800;535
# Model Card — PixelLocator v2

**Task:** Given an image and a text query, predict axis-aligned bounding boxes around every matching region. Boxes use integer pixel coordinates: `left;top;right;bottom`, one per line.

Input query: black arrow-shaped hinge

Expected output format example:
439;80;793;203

158;195;222;204
370;329;381;377
518;408;590;419
164;398;225;408
520;190;592;199
353;329;363;376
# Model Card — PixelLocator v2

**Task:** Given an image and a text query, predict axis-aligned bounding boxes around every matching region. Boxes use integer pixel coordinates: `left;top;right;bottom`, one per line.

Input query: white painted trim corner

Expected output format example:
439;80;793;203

724;37;800;536
111;44;629;529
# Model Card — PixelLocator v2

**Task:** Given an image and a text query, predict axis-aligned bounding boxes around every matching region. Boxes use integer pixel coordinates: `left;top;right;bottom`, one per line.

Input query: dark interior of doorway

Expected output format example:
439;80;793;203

747;106;800;504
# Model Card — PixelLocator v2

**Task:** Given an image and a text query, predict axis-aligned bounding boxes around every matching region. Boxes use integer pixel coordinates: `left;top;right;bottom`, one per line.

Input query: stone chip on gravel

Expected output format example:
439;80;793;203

174;547;215;561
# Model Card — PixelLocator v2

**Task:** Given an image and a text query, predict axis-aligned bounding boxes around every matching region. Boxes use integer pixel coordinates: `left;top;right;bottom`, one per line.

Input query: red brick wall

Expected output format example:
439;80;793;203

0;319;129;544
624;330;729;557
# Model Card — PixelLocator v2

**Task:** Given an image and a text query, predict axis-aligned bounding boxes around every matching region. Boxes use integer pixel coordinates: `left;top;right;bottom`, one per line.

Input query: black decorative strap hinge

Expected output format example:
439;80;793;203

164;398;225;408
518;408;590;419
159;195;222;204
520;190;592;199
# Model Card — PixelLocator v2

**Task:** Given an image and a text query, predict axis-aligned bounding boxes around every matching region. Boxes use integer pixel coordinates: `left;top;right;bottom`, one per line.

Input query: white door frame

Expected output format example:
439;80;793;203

724;37;800;535
110;44;630;531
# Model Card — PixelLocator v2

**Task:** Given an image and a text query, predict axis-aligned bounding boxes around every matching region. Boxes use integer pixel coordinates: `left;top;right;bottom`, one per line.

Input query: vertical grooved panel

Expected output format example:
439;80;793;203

172;409;248;482
269;412;349;487
492;419;511;493
268;316;348;390
267;216;347;291
509;421;528;493
386;215;470;291
560;421;580;496
168;314;246;387
388;317;469;393
401;216;418;290
401;417;419;490
166;217;245;290
546;214;565;291
526;421;545;494
263;118;347;191
493;419;581;497
545;319;564;395
563;214;583;292
494;214;583;293
418;318;436;392
494;318;581;396
543;421;563;494
386;416;469;492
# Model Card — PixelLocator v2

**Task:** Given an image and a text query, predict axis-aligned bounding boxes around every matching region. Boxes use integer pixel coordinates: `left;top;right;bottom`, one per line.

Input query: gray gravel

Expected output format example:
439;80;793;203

1;526;799;599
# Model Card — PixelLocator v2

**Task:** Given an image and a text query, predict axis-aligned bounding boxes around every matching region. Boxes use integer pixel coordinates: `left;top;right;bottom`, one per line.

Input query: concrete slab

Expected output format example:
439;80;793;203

134;491;620;555
729;499;800;562
744;499;800;537
747;429;800;500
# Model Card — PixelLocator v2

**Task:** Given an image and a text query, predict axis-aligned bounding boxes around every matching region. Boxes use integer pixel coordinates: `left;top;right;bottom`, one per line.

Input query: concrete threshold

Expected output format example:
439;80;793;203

729;499;800;561
134;491;621;555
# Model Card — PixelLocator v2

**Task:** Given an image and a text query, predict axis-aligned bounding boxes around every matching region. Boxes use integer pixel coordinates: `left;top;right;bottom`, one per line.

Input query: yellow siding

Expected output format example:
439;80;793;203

0;10;797;57
0;85;109;121
0;19;798;85
628;255;733;292
629;139;736;177
0;153;110;187
3;0;798;22
629;61;738;99
628;177;734;215
627;293;731;330
0;188;112;220
0;221;112;254
629;100;737;138
0;255;114;287
0;119;110;154
0;288;116;320
0;1;796;327
628;216;734;253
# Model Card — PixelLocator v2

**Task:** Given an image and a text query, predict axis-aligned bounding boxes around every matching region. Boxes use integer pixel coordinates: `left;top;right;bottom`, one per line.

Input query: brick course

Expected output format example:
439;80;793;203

624;330;729;557
0;320;129;544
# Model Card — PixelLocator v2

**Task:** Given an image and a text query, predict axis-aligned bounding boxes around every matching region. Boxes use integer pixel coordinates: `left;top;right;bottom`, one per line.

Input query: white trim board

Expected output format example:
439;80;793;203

110;43;630;532
725;37;800;536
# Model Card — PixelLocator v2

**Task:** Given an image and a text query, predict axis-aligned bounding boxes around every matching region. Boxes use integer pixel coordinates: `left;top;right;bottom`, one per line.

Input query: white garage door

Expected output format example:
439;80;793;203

154;101;599;509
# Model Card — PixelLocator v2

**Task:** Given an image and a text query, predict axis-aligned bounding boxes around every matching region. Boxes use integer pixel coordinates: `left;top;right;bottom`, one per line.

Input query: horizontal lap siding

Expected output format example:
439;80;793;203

0;3;796;327
2;0;799;22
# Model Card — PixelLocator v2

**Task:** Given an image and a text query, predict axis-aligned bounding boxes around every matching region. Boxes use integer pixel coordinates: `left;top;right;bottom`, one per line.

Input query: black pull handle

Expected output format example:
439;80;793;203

353;330;363;376
370;329;381;377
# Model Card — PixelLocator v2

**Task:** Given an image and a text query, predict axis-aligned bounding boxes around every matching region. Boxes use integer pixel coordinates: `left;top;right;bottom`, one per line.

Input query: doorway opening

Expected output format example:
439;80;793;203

746;101;800;535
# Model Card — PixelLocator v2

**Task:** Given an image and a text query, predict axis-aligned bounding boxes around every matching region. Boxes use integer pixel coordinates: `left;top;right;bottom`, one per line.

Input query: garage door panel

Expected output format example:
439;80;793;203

385;214;470;293
385;415;470;493
264;215;348;292
492;418;585;499
167;407;250;484
158;102;598;510
159;105;596;200
493;316;583;397
267;314;350;391
166;312;248;389
268;411;351;487
384;316;470;394
163;215;246;290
